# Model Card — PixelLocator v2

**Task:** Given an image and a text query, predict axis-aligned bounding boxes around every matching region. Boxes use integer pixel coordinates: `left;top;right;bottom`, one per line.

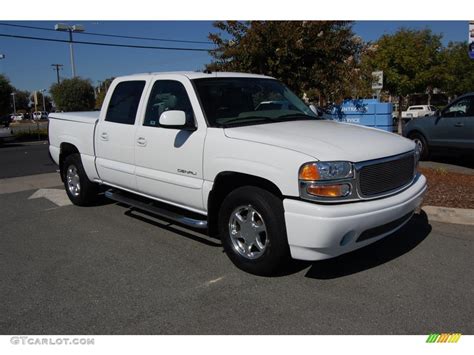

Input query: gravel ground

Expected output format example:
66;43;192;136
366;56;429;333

419;167;474;209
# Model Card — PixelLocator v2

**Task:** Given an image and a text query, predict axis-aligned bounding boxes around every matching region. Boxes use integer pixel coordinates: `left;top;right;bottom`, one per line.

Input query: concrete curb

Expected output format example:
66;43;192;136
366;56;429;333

423;206;474;226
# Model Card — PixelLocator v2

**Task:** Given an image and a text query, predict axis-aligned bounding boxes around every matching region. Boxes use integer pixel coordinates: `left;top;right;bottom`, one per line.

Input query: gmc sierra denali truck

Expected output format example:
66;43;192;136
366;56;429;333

49;71;427;275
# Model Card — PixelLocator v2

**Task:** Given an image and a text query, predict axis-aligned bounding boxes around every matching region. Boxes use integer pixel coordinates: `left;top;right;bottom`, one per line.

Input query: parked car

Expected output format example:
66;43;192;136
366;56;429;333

33;111;42;120
0;114;12;127
48;71;426;275
401;105;438;120
403;93;474;160
11;113;24;121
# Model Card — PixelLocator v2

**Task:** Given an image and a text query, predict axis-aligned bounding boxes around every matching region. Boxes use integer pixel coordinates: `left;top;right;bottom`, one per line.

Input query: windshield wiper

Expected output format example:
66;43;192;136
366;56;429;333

276;113;317;120
218;116;279;127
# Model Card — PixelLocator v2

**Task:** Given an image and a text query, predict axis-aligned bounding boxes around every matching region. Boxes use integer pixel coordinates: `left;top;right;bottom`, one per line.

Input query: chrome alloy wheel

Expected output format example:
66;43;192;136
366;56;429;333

66;165;81;197
413;137;424;155
228;205;268;259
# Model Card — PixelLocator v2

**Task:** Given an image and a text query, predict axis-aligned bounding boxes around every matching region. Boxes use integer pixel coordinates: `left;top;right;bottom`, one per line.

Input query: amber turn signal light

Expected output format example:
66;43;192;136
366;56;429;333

299;163;320;181
307;184;351;197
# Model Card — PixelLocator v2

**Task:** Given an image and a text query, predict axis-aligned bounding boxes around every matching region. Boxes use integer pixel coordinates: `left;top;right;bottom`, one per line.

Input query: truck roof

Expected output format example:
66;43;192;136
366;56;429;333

117;71;275;80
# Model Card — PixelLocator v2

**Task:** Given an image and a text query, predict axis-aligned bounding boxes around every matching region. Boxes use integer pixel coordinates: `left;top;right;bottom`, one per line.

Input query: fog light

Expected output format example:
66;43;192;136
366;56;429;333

307;183;351;197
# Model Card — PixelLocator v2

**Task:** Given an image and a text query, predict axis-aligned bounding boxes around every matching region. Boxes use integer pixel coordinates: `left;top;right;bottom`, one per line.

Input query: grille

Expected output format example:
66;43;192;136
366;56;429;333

358;154;415;197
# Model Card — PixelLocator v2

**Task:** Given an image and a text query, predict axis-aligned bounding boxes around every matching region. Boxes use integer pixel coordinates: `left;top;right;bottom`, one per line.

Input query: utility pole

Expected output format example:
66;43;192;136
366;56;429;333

40;89;47;111
11;92;16;115
51;64;63;84
54;24;85;77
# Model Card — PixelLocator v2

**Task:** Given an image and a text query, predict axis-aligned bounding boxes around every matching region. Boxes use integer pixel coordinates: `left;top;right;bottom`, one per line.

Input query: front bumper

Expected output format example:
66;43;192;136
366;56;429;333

283;173;427;261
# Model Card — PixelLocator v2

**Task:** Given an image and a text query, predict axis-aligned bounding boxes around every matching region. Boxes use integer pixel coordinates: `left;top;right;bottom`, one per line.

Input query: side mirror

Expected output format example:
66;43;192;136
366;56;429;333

159;110;195;130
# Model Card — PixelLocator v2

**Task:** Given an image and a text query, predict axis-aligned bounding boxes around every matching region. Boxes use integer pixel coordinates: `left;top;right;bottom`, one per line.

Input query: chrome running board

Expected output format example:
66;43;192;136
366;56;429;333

105;189;207;229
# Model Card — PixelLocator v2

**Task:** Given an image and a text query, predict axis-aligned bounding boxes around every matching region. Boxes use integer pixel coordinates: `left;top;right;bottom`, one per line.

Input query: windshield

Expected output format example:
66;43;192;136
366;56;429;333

192;77;317;127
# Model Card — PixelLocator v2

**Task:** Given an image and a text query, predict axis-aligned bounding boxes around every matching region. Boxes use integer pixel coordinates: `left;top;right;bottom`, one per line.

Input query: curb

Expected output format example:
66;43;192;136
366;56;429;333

423;206;474;226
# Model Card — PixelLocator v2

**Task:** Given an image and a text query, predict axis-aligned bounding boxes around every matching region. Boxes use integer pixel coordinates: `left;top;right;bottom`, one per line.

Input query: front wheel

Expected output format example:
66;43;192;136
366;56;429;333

409;132;429;160
62;153;99;206
218;186;290;276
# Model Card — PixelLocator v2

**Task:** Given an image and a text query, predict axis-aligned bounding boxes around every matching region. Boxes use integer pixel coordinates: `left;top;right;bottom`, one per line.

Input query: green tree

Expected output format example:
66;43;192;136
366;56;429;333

361;28;443;131
50;77;95;112
0;74;14;116
95;77;115;110
207;21;362;103
439;42;474;97
13;90;31;111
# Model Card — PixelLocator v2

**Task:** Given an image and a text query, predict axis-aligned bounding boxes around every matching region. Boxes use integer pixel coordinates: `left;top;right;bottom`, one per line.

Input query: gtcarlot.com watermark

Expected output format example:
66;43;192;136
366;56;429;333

10;336;95;346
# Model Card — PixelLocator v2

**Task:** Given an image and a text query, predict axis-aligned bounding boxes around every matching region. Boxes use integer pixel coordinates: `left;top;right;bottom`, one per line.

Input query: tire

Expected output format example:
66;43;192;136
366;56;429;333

409;132;429;160
62;153;99;206
218;186;290;276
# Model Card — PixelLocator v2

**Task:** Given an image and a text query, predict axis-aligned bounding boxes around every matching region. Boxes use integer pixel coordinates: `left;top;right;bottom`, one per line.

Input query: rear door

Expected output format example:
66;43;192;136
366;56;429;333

134;75;207;212
95;79;148;190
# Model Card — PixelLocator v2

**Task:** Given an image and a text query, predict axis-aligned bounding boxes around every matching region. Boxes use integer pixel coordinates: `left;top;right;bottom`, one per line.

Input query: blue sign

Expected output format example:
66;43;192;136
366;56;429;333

329;99;394;132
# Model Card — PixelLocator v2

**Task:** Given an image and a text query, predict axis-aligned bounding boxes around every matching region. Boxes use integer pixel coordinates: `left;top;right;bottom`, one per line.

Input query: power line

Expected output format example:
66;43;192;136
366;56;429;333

0;22;213;45
0;33;212;52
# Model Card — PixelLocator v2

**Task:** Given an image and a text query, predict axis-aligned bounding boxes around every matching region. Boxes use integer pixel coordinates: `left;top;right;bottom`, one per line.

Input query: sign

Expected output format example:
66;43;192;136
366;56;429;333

469;21;474;59
371;71;383;90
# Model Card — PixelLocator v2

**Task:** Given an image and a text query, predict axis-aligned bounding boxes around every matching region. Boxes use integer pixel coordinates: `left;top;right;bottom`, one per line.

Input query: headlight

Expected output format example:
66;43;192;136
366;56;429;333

299;161;353;181
299;161;354;201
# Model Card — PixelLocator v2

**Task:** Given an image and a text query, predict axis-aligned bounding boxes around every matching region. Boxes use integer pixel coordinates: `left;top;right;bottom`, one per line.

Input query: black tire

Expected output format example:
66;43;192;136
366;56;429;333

62;153;99;206
218;186;290;276
409;132;429;160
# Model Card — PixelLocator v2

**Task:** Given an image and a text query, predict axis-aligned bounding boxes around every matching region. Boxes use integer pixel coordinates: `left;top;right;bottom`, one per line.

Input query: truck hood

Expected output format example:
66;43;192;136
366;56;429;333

224;120;415;162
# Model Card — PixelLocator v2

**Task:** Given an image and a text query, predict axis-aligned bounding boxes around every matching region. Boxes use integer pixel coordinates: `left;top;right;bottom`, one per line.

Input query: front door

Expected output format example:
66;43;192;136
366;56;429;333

134;77;206;212
431;95;474;149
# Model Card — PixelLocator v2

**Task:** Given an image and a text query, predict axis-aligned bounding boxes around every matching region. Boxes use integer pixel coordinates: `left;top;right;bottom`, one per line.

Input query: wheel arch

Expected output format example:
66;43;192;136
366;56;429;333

207;171;283;237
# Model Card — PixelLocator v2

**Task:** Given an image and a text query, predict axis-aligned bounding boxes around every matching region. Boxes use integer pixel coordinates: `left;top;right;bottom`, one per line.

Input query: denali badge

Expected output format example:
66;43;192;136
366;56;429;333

177;169;197;176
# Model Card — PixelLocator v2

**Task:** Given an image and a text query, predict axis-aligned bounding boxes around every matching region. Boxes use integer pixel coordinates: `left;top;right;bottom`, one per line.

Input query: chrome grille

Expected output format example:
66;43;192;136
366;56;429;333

358;153;415;197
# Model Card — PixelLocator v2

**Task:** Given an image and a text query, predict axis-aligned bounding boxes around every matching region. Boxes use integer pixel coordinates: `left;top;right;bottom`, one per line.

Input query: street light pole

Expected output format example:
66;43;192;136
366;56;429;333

40;89;46;111
54;24;85;78
11;92;16;115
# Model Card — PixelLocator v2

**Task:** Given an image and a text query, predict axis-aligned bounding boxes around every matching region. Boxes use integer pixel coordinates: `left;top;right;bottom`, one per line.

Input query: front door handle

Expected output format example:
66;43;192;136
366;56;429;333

100;132;109;141
454;122;464;127
137;137;147;146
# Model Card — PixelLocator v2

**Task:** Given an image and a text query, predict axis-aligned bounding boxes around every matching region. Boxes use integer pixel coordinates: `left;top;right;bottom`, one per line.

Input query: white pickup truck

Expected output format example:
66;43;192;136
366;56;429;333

401;105;438;120
49;71;427;275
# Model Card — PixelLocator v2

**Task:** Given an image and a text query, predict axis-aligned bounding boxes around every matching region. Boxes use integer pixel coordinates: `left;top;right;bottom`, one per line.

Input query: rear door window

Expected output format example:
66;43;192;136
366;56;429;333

105;81;146;125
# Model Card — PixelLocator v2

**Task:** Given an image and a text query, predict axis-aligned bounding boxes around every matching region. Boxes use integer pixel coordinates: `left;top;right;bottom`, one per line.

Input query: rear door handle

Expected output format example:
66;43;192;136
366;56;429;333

454;122;464;127
137;137;147;146
100;132;109;141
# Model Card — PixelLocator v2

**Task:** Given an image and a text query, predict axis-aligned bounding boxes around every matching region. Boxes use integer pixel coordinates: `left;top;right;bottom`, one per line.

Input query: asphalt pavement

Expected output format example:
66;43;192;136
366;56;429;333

0;142;473;334
0;141;56;178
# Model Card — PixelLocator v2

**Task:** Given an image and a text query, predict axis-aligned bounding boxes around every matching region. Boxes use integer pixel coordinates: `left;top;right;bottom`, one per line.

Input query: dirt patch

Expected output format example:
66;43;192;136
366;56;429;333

419;167;474;209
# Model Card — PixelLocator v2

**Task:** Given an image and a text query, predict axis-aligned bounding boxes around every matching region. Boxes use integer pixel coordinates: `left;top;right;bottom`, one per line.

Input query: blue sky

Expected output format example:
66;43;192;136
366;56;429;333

0;21;469;93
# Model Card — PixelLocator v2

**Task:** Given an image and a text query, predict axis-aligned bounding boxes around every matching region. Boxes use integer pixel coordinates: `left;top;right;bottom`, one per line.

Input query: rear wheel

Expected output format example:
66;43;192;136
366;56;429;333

218;186;290;276
62;153;99;206
409;132;429;160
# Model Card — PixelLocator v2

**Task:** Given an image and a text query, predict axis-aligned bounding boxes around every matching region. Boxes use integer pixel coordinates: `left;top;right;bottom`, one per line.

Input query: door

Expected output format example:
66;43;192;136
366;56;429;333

95;80;146;190
431;96;474;149
134;78;206;211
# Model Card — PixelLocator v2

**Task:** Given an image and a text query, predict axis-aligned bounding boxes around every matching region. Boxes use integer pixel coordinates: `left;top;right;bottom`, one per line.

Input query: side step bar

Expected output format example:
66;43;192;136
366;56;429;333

105;189;208;229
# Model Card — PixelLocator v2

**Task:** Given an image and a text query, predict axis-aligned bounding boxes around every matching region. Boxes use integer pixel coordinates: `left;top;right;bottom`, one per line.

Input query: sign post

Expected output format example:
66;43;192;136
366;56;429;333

371;71;383;99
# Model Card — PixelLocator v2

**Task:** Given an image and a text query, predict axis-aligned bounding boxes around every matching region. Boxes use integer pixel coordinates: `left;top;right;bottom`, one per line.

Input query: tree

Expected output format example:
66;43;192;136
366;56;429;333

361;28;443;131
439;42;474;97
207;21;363;103
0;74;14;116
13;90;31;111
50;77;95;112
95;77;115;110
